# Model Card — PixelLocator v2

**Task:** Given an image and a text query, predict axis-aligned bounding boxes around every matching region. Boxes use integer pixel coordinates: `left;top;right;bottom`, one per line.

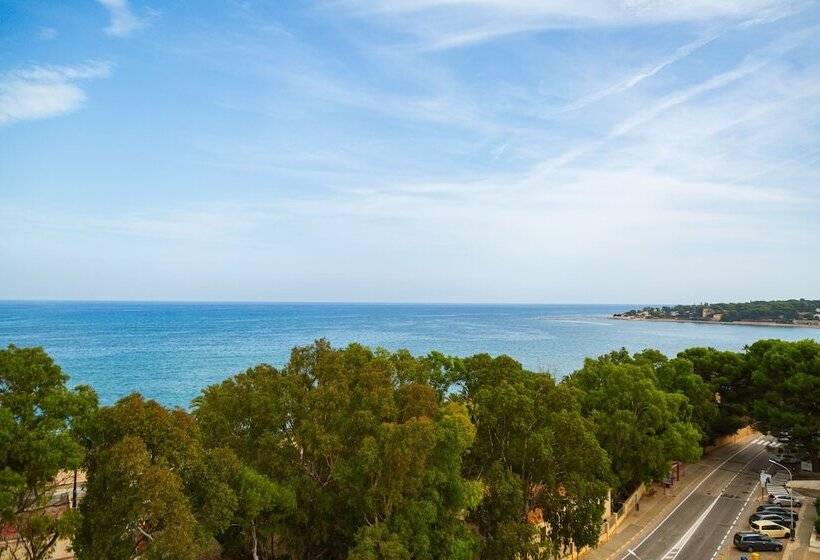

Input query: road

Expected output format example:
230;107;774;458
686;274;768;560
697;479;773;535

620;436;775;560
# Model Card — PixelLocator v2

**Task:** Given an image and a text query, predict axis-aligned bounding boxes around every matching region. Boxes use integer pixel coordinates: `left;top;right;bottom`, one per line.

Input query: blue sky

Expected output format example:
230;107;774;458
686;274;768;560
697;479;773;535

1;0;819;303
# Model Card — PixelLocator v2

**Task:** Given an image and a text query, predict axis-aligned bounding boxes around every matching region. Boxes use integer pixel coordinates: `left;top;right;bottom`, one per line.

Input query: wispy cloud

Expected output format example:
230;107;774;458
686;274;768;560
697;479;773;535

0;62;112;126
96;0;150;37
333;0;799;50
558;34;718;113
611;25;817;137
528;26;818;176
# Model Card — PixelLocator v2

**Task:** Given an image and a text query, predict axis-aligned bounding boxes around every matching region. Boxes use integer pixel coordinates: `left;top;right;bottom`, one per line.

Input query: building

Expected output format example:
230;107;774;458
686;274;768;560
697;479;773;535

0;471;85;560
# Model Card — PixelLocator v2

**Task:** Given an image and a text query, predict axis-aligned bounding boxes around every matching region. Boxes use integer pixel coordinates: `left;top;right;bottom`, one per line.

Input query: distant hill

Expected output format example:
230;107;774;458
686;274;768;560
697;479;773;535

614;299;820;326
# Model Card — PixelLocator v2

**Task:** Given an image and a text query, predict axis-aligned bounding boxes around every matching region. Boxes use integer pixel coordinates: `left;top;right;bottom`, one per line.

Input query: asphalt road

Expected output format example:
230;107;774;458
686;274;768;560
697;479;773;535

620;437;775;560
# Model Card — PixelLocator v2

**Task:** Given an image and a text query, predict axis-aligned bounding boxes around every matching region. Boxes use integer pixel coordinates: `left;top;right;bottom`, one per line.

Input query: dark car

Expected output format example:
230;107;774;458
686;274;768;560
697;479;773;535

733;531;784;552
755;506;800;523
749;512;794;525
756;505;799;520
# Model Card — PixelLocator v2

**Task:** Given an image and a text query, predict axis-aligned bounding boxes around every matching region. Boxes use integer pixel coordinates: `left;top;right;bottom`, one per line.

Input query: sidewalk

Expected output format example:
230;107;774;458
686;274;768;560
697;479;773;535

582;458;718;560
784;494;818;560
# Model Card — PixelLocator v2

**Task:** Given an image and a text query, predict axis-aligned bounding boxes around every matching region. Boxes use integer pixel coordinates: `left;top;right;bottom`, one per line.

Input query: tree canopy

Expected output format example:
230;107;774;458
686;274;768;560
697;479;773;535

744;339;820;460
2;338;817;560
0;345;97;560
194;341;481;560
75;394;243;560
564;350;703;498
451;353;611;559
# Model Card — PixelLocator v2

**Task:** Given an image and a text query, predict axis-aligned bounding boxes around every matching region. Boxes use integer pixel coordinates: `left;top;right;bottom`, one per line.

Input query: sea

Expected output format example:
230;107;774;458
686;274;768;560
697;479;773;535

1;301;819;408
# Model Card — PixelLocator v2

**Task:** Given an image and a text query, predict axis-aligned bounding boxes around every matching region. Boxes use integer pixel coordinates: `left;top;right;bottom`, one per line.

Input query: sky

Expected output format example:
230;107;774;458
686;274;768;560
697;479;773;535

1;0;819;304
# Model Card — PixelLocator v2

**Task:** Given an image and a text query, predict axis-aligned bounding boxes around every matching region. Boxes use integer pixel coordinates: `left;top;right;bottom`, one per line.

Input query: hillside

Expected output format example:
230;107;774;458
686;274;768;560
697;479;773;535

614;299;820;325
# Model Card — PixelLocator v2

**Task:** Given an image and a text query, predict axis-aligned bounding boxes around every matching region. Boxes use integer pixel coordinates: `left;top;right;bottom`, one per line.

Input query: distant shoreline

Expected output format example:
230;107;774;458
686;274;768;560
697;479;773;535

612;316;820;329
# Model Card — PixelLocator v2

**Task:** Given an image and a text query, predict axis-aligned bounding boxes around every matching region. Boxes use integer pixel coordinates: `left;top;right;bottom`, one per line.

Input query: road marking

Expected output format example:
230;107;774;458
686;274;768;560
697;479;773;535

660;495;721;560
617;438;761;560
709;481;760;560
657;445;767;560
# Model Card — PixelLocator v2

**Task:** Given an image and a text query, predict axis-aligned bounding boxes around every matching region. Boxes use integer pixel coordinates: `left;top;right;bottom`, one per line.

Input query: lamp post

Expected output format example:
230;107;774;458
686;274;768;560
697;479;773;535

768;459;795;541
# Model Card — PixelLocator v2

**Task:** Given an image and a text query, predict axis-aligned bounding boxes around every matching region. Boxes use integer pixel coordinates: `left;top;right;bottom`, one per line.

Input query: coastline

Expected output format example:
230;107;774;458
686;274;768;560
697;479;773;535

612;316;820;329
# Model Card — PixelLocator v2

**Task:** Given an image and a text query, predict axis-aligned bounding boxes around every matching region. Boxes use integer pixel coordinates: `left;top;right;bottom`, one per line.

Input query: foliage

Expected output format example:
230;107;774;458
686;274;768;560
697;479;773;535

452;354;612;559
4;338;817;559
617;299;820;324
74;394;238;560
619;350;719;443
677;347;750;440
744;339;820;460
564;350;702;498
194;340;480;560
0;345;97;560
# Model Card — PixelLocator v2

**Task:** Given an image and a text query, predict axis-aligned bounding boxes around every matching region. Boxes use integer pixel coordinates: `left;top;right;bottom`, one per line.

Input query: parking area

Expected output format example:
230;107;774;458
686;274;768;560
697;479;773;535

716;466;810;560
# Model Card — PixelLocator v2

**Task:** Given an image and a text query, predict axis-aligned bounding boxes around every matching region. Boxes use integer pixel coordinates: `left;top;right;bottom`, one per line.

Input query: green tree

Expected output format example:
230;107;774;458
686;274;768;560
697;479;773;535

0;345;97;560
194;340;480;560
677;347;750;439
451;354;611;559
75;394;238;560
564;351;702;499
745;339;820;460
611;350;719;444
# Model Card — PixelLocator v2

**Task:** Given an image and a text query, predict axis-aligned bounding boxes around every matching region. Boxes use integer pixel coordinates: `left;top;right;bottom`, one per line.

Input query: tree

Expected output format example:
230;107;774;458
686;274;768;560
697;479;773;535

194;340;481;560
74;394;238;560
76;436;200;560
0;345;97;560
610;350;719;444
451;354;611;559
564;351;702;499
677;347;751;439
744;339;820;460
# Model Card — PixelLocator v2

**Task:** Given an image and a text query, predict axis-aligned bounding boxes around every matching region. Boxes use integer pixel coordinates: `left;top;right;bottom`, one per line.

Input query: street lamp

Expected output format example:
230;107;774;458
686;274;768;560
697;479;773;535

768;459;795;542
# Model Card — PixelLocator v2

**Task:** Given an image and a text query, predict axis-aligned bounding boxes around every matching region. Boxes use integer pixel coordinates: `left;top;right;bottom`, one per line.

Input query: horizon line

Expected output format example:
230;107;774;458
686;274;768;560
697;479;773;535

0;298;653;306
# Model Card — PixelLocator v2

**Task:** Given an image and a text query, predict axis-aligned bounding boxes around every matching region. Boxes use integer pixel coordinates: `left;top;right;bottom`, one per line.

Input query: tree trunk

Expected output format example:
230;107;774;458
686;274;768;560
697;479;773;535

251;521;260;560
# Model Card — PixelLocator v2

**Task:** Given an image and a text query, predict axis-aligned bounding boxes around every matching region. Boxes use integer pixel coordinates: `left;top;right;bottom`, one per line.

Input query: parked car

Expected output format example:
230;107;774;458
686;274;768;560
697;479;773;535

768;493;802;507
749;512;794;525
733;531;784;552
755;505;799;520
770;453;798;464
750;520;791;538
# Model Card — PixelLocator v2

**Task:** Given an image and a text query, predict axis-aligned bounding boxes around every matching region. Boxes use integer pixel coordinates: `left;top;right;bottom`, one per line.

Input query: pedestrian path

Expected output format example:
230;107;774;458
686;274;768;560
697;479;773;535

581;457;719;559
581;434;764;560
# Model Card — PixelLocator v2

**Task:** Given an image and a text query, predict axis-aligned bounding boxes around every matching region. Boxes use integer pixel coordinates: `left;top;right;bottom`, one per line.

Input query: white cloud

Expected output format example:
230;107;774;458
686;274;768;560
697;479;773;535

558;34;718;114
0;62;112;126
334;0;799;49
96;0;148;37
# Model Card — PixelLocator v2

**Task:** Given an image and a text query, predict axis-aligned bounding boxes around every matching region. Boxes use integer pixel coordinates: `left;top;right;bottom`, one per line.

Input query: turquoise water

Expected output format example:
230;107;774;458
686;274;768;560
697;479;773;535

1;301;819;408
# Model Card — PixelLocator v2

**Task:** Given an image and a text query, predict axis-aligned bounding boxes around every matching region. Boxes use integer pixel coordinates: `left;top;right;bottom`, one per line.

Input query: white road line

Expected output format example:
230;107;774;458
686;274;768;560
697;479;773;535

660;495;721;560
709;480;761;560
618;438;761;560
658;445;767;560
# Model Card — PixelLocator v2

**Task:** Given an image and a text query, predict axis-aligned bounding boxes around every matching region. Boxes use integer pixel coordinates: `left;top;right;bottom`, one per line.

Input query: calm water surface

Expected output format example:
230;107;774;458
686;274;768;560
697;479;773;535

2;301;819;407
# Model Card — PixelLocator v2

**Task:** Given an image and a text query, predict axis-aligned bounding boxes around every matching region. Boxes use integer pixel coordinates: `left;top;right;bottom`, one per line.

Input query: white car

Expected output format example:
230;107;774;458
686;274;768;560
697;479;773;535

751;520;791;539
768;493;802;508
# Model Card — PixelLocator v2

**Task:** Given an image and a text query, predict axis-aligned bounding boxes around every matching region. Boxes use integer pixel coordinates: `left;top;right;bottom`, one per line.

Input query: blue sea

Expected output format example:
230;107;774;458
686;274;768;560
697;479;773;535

1;301;819;408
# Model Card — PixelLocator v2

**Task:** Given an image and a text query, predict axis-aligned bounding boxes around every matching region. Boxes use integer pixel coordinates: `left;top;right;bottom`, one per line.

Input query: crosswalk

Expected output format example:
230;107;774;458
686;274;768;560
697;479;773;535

749;436;784;448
